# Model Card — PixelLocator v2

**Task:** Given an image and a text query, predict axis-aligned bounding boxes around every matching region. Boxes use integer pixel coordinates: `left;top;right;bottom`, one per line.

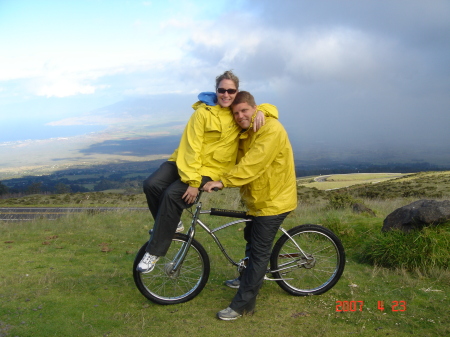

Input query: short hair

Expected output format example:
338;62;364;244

215;70;239;90
231;91;256;107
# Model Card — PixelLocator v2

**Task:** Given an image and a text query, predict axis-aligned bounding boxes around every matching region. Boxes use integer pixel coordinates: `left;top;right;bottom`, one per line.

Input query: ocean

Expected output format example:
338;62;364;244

0;121;106;142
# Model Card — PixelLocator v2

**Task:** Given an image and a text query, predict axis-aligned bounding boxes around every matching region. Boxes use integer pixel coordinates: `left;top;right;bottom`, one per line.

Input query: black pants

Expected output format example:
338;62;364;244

229;212;290;314
143;161;211;256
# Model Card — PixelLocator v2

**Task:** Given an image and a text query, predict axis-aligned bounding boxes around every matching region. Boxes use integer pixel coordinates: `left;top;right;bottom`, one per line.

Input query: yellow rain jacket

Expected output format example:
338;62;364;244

169;102;278;188
221;117;297;216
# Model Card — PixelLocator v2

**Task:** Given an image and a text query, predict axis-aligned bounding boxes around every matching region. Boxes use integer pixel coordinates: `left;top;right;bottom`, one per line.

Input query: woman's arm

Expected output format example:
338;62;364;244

175;108;207;188
253;103;279;132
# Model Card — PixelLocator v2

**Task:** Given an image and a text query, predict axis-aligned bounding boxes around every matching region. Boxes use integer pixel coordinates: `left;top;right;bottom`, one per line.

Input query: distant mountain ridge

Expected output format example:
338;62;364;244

2;94;450;179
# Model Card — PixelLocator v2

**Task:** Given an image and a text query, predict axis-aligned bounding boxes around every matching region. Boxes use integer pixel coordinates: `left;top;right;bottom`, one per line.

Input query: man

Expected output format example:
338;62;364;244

203;91;297;320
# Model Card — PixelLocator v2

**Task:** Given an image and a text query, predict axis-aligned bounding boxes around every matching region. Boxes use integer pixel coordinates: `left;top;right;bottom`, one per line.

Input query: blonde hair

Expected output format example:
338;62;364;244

231;91;256;107
215;70;239;90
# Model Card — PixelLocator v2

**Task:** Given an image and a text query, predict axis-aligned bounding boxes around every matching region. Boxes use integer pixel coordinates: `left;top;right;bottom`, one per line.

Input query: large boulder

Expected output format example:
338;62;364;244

382;199;450;232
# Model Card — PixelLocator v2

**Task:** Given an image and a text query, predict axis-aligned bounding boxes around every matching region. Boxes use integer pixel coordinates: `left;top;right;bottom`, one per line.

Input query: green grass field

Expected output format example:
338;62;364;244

299;173;409;190
1;186;449;337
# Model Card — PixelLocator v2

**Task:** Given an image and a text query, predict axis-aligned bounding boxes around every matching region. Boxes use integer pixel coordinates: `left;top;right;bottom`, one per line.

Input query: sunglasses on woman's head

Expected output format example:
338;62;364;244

217;88;237;94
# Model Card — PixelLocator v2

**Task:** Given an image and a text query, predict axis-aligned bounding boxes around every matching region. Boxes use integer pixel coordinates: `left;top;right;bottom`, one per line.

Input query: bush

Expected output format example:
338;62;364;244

327;192;357;209
359;222;450;271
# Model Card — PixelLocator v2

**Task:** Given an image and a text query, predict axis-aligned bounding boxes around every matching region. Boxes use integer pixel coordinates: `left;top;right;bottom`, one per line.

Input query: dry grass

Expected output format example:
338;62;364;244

300;173;409;190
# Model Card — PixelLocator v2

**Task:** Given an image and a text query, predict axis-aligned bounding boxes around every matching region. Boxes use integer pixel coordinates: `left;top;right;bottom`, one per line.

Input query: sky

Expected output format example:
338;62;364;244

1;0;449;162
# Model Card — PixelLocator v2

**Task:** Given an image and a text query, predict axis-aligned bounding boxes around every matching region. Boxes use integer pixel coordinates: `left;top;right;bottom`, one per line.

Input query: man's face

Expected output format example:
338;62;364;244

232;102;257;129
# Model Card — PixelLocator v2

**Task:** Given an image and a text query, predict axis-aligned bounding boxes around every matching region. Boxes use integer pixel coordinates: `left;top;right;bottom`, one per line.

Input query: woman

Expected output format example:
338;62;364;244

137;71;278;273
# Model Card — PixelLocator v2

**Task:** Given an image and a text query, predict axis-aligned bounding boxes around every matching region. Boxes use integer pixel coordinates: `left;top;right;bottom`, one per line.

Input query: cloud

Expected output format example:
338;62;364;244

173;3;450;154
36;81;107;98
1;0;449;160
185;17;392;88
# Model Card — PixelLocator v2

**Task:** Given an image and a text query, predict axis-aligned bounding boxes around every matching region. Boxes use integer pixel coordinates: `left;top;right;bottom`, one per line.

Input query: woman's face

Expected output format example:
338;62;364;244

216;79;238;108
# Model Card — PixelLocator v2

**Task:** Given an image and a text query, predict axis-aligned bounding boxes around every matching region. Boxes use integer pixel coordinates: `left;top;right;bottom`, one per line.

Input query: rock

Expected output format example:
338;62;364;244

382;199;450;232
352;203;376;216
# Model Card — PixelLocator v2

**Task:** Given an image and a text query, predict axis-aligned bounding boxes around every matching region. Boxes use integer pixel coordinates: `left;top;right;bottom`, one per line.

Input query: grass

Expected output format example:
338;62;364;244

1;188;449;337
299;173;408;190
360;224;450;270
295;171;450;204
0;191;148;208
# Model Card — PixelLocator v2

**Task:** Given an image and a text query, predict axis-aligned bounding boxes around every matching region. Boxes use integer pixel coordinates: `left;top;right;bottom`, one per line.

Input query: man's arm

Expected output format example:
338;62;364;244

203;181;223;192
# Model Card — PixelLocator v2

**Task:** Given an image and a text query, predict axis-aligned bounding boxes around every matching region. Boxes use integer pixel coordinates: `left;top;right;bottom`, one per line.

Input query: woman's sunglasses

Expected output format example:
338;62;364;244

217;88;237;94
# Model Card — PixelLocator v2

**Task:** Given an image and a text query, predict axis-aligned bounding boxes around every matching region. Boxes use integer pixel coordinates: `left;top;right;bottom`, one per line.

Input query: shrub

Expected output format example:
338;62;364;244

319;212;343;234
359;222;450;271
327;192;357;209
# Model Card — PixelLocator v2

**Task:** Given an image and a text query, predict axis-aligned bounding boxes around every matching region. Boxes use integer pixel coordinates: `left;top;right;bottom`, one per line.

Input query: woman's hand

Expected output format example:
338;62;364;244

253;110;266;132
182;186;199;204
202;181;224;192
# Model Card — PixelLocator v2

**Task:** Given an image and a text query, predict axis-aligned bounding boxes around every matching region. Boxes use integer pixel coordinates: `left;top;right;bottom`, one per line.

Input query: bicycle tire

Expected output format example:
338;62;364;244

133;233;210;305
270;224;345;296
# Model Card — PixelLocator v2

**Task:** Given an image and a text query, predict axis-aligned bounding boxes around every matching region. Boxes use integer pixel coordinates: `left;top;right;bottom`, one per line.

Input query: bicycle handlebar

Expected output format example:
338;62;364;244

210;208;250;218
193;186;220;204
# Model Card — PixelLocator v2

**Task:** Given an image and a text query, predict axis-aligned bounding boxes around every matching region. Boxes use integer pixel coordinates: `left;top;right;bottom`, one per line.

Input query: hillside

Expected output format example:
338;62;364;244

296;171;450;205
2;170;450;208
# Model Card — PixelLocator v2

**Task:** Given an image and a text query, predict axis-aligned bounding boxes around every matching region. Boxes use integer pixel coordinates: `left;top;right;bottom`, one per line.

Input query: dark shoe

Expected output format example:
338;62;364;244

217;307;242;321
224;277;240;289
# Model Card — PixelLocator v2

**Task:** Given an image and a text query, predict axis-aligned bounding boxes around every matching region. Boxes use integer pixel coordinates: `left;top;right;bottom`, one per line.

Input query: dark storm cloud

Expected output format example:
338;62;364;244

182;0;450;164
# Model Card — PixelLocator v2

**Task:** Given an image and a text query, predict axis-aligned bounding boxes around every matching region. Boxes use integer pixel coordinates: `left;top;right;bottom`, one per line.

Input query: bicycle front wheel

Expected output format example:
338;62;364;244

270;224;345;296
133;233;210;305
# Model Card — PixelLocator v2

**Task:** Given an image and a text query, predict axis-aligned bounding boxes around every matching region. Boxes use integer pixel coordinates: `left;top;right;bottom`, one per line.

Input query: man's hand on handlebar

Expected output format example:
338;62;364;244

202;181;224;192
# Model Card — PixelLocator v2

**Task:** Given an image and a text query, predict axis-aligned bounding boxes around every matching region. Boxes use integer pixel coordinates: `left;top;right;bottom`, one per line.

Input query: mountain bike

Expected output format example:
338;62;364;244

133;191;345;305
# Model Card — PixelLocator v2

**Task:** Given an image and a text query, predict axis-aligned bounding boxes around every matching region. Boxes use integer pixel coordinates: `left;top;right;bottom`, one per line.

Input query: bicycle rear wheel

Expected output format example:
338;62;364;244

133;233;210;305
270;224;345;296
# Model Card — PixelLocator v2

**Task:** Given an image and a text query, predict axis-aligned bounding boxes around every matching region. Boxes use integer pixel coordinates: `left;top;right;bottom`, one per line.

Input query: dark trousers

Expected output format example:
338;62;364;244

229;212;290;314
143;161;211;256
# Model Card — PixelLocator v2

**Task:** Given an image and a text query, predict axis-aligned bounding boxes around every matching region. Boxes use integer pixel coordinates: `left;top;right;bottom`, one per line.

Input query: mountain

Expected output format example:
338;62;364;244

2;94;450;179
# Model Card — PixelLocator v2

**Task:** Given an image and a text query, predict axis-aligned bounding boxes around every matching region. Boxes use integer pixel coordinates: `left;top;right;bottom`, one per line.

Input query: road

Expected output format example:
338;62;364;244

314;175;331;182
0;207;148;221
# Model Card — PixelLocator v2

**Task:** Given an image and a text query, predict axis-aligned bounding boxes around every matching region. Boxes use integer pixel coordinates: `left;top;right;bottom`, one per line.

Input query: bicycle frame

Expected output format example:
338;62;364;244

166;192;312;278
196;209;252;267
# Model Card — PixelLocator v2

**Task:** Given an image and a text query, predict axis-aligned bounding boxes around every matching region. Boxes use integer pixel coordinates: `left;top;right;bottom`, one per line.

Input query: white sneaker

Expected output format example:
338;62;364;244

176;221;184;233
136;253;159;273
